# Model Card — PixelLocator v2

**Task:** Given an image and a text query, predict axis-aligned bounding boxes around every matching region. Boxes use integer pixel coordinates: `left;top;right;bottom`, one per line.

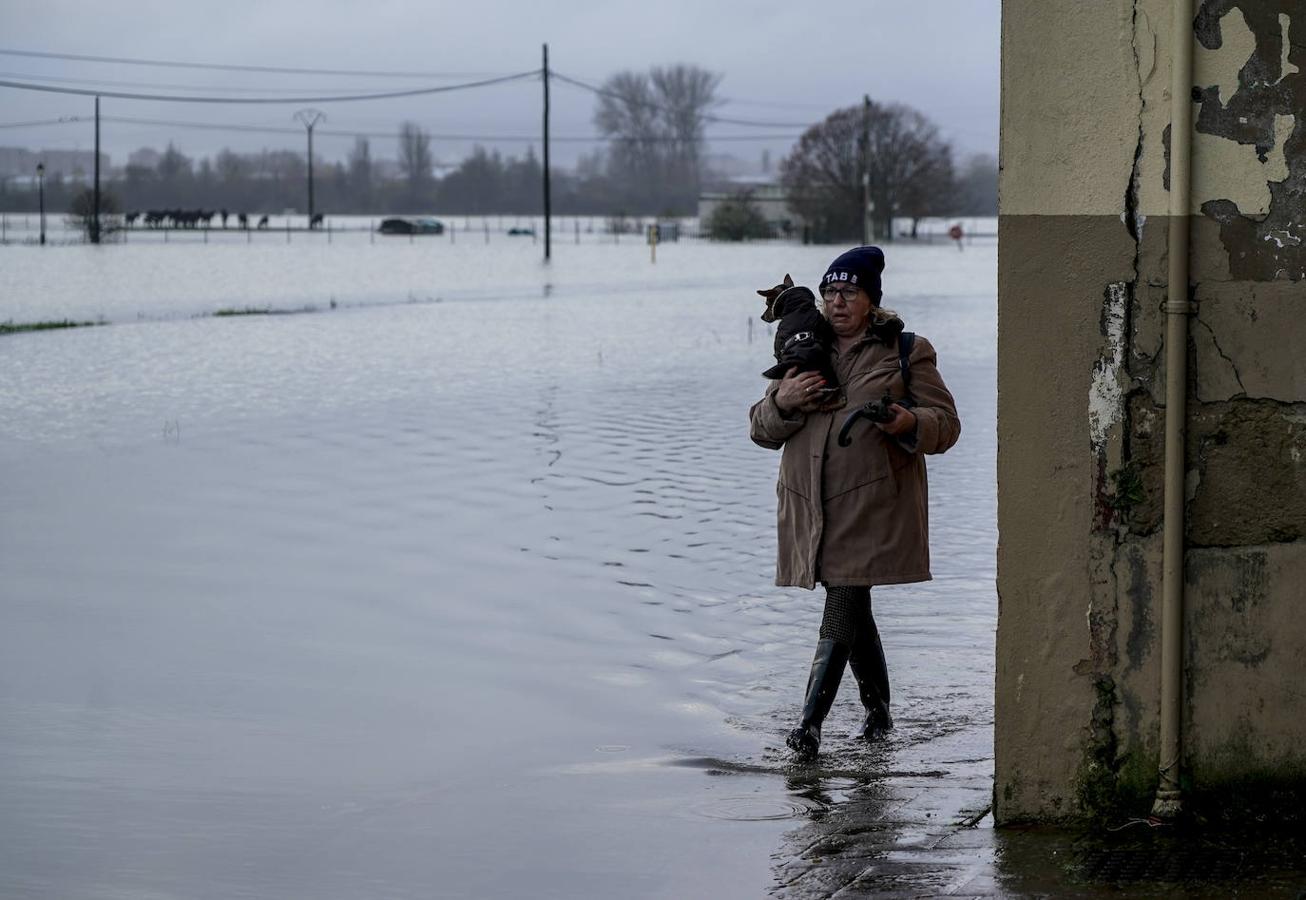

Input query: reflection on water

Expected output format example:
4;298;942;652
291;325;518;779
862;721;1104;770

1;238;998;898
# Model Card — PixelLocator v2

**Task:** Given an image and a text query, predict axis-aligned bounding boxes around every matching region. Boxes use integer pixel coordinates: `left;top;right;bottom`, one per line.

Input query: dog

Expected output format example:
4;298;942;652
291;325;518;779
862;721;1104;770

758;274;840;400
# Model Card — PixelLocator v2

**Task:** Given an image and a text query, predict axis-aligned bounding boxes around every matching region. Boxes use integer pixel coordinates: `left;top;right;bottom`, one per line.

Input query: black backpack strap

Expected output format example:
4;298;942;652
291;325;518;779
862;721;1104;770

898;331;916;401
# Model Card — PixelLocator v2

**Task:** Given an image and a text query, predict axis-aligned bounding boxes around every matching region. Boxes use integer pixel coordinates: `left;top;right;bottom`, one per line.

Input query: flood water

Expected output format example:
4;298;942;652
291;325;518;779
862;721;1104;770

1;232;1000;897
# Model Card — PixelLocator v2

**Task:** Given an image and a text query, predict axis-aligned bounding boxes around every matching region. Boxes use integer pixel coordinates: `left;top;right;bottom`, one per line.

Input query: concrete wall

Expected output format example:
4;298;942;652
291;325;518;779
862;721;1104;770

997;0;1306;823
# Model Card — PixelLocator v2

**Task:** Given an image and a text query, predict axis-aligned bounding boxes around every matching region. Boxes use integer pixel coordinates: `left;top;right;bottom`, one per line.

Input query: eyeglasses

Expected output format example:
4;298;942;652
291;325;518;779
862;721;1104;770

820;285;864;304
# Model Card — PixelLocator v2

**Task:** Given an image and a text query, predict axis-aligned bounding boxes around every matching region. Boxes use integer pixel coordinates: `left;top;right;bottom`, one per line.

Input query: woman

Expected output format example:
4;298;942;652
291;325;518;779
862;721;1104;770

748;245;960;759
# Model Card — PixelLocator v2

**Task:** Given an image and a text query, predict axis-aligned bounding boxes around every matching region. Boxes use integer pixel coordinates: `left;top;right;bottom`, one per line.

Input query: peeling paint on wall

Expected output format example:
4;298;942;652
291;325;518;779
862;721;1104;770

1089;282;1129;450
1193;4;1257;105
1194;0;1306;280
1276;13;1300;82
1192;114;1293;214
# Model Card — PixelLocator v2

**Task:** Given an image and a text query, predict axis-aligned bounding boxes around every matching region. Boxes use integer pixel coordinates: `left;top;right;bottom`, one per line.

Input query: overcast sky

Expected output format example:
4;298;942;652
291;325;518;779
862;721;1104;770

0;0;1000;173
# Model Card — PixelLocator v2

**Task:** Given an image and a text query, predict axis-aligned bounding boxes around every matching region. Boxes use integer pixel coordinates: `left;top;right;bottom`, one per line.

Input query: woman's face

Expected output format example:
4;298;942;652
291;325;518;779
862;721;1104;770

821;282;872;338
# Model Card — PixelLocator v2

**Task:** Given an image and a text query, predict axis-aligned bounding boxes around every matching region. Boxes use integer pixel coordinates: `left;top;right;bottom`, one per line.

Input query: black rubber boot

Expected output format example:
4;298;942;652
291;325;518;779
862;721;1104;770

848;622;893;741
786;639;850;760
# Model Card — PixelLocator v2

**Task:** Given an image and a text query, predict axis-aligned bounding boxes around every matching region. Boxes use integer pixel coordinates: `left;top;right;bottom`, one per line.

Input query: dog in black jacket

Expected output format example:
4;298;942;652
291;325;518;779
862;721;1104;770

758;274;840;400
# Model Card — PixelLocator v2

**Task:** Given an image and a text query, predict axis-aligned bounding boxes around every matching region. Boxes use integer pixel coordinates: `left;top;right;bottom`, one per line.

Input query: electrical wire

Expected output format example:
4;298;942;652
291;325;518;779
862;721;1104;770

1;113;799;144
0;70;541;104
0;47;509;80
0;49;817;127
0;116;88;129
0;70;431;95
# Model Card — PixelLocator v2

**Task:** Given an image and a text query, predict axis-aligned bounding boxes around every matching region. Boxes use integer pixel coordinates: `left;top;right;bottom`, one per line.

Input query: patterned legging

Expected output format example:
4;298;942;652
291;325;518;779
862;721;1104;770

819;585;873;645
819;585;891;708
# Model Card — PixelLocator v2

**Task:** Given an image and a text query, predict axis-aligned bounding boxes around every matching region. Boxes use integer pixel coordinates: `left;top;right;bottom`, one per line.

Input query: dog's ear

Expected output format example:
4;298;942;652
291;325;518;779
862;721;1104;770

757;288;772;297
783;273;793;287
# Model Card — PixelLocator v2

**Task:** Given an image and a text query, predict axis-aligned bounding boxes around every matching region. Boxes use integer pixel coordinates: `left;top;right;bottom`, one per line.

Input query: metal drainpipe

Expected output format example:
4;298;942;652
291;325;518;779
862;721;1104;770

1152;0;1195;820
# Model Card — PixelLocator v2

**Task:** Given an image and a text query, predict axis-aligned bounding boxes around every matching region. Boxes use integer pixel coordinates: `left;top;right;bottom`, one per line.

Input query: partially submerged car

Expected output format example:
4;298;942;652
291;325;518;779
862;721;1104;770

377;217;445;236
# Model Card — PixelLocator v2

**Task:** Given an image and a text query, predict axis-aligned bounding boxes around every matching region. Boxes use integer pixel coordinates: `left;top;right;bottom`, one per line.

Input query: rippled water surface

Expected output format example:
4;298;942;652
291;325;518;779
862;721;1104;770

1;236;997;898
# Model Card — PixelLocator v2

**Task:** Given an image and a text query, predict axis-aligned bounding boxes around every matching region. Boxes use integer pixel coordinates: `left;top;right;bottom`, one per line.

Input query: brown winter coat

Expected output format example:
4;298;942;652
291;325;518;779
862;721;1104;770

749;310;960;589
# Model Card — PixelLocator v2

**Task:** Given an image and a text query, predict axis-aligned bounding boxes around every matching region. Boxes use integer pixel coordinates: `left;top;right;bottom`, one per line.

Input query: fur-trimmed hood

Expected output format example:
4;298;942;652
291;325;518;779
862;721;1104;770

860;306;906;344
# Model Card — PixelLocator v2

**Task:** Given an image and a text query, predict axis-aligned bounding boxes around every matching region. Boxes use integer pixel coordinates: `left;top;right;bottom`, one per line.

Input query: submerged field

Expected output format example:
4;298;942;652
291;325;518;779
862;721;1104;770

0;235;999;897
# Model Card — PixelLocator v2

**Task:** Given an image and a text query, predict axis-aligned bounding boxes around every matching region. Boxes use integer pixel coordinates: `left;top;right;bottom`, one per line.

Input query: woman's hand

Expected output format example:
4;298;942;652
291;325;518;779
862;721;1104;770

877;403;918;436
775;367;828;414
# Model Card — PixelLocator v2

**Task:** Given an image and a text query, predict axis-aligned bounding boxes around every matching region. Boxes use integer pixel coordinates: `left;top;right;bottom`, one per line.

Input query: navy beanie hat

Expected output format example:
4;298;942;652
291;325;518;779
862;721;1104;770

821;245;886;304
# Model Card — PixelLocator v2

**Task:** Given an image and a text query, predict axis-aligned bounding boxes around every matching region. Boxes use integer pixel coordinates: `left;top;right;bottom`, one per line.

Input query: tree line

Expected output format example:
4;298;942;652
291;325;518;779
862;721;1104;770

0;64;996;240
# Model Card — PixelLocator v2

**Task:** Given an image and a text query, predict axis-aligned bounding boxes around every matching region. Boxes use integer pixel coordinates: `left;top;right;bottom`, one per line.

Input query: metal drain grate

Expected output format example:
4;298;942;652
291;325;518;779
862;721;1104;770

1074;846;1245;884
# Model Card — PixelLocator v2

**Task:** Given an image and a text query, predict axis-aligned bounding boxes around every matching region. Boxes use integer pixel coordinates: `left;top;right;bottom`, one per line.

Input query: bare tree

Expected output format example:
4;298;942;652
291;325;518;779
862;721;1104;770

156;142;192;181
594;64;721;214
398;121;433;203
215;148;244;183
348;136;373;206
781;100;954;242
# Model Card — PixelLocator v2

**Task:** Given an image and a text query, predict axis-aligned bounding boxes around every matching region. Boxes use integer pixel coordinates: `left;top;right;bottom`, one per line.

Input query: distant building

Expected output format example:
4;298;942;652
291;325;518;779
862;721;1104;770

697;176;801;235
703;152;759;179
128;147;162;170
0;147;110;180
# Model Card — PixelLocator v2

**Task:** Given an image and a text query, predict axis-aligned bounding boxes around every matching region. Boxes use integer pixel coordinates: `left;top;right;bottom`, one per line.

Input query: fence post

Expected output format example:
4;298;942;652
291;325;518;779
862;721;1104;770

484;221;489;244
286;220;291;244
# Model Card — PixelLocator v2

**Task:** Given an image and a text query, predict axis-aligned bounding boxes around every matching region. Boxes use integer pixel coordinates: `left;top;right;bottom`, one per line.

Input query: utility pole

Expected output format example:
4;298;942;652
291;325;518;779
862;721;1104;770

92;95;101;244
542;43;552;262
861;94;873;246
295;109;325;225
36;162;45;246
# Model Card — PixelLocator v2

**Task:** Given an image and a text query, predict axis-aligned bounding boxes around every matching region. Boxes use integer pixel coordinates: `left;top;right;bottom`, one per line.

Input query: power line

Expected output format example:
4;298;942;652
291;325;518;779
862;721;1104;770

0;116;87;129
0;70;541;104
3;46;827;126
716;96;834;112
0;70;429;95
0;47;510;80
1;113;800;144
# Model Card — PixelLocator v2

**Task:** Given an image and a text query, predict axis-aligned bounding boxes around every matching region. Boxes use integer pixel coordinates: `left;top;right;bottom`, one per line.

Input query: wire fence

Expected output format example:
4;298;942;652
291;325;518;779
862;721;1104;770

0;212;997;247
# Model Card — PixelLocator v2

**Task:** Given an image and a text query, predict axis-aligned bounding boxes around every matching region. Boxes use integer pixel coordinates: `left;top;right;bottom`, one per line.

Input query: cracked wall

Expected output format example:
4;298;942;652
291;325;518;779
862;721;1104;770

998;0;1306;823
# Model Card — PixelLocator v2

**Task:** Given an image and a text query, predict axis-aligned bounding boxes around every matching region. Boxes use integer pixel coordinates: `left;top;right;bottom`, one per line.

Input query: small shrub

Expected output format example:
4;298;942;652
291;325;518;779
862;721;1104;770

707;193;773;241
66;188;123;242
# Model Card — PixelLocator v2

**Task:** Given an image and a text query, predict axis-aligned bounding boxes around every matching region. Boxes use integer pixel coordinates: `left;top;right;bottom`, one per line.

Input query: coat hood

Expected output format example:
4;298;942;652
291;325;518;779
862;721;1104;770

864;307;906;343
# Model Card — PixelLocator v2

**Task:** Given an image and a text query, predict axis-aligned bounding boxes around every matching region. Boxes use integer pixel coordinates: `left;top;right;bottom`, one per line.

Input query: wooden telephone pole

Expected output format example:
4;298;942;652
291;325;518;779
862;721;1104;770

542;43;552;262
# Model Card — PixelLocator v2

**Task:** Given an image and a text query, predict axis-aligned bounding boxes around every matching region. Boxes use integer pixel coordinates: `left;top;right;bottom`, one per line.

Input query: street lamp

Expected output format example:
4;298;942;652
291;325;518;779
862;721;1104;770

294;109;325;226
36;162;45;246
